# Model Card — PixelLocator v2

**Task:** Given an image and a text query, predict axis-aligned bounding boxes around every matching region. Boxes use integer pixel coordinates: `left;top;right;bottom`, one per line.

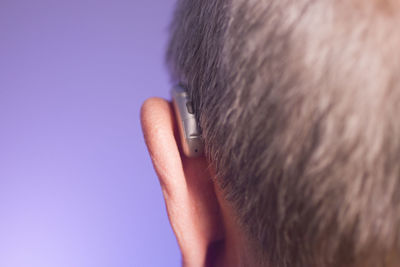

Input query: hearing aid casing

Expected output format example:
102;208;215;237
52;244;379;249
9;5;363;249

171;85;204;157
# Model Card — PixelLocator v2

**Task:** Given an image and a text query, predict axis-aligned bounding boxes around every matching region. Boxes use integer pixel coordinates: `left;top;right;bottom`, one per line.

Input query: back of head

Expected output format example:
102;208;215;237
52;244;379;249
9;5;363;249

167;0;400;266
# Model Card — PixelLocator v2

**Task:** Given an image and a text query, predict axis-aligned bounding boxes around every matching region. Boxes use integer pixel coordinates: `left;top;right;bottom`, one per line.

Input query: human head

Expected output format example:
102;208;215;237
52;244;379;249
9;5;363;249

141;0;400;266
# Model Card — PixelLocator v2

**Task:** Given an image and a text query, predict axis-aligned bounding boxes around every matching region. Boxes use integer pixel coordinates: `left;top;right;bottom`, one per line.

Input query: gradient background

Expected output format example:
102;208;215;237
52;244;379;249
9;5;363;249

0;0;180;266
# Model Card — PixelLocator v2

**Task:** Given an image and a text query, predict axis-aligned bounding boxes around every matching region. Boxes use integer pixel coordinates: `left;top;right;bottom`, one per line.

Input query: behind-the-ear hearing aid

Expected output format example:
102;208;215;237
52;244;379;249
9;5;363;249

171;85;204;157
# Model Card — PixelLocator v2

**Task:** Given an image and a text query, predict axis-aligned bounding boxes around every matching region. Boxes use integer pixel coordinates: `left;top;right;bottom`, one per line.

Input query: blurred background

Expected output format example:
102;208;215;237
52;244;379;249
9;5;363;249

0;0;180;266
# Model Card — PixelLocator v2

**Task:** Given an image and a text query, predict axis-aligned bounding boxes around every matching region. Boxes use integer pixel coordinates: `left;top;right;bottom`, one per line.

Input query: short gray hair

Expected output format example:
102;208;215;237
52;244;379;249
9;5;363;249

167;0;400;266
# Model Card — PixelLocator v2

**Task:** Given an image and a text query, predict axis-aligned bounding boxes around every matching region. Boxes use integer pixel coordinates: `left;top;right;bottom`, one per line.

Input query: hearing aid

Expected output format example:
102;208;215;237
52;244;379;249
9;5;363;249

171;85;204;157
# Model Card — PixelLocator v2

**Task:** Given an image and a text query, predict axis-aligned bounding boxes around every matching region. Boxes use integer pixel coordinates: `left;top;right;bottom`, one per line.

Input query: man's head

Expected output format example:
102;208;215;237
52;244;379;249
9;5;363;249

142;0;400;266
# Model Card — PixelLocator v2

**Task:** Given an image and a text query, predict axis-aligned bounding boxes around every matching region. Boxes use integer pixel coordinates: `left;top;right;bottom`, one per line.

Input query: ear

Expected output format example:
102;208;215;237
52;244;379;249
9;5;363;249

140;98;224;267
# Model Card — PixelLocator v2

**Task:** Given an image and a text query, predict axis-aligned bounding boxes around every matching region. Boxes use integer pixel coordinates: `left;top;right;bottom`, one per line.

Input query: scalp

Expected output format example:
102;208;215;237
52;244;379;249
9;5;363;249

167;0;400;266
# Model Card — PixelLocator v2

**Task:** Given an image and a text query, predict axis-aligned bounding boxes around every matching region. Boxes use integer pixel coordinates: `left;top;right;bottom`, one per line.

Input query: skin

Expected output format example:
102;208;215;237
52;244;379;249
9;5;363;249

140;98;250;267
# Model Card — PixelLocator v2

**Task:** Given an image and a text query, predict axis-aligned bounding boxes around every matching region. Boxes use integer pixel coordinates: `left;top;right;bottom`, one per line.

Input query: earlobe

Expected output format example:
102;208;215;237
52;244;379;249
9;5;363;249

140;98;224;267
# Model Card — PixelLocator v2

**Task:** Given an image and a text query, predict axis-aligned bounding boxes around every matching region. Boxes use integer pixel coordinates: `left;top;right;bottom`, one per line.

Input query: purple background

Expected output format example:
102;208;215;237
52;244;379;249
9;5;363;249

0;0;180;266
